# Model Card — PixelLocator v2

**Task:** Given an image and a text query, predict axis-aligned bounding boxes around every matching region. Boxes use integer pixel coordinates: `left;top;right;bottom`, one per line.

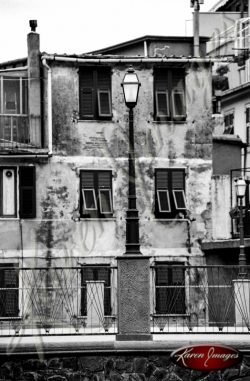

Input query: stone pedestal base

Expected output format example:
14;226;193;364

116;255;152;341
233;279;250;327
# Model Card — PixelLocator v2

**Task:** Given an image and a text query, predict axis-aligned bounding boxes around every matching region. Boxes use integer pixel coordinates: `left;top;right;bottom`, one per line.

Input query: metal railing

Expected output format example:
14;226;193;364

0;266;117;336
0;115;41;150
151;265;250;333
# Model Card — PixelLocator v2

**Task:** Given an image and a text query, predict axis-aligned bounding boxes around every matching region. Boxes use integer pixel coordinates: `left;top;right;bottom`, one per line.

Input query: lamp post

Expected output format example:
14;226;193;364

235;177;247;274
121;67;141;255
116;67;151;341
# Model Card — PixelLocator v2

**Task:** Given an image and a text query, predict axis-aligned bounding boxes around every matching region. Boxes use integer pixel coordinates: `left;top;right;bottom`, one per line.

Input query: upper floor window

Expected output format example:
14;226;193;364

0;166;36;218
154;68;186;122
155;168;187;219
0;264;19;318
154;262;185;315
79;67;112;120
0;77;28;115
80;170;113;218
223;110;234;134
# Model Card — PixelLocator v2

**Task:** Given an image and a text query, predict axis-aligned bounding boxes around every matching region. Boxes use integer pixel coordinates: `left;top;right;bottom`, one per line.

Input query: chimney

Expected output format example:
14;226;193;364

27;20;41;147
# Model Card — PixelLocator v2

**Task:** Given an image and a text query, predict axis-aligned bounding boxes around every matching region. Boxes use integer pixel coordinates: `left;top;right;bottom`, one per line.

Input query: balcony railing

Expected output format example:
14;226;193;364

3;265;250;337
0;115;41;150
151;265;250;333
0;266;117;336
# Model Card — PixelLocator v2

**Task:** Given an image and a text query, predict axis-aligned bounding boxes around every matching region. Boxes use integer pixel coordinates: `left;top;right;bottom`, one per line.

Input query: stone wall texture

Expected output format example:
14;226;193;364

1;353;250;381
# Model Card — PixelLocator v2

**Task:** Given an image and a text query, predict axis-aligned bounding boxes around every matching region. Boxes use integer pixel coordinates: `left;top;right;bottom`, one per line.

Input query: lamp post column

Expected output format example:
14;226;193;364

125;108;140;254
116;67;152;341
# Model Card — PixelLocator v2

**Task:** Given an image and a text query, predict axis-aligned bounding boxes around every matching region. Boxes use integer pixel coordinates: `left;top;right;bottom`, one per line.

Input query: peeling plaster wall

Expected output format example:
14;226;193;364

1;62;215;264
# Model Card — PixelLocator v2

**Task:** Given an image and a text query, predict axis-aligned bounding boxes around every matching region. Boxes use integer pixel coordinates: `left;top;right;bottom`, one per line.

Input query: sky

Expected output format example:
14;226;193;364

0;0;217;63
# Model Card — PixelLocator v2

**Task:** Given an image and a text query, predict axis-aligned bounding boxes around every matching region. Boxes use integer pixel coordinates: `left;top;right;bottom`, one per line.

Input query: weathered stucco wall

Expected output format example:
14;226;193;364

0;61;215;263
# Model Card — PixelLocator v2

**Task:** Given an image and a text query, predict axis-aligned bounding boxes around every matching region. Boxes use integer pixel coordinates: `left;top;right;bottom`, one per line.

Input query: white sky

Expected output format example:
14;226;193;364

0;0;217;63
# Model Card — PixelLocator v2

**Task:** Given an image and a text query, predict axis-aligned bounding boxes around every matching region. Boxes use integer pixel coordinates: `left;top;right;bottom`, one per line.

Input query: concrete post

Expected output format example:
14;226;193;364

116;256;152;341
27;31;41;147
233;279;250;327
86;281;105;328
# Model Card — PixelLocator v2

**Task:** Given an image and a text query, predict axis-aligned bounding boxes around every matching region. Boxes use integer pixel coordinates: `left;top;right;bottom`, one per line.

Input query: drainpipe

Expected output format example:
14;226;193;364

42;58;52;155
193;0;200;57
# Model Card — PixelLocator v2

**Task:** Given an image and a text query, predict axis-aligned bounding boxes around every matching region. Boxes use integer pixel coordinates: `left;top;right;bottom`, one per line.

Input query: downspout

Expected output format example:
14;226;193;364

42;58;52;155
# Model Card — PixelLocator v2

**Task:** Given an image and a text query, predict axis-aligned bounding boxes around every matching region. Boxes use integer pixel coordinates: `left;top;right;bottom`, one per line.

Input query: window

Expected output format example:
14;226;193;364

155;262;185;315
0;264;19;318
79;67;112;120
0;76;28;115
80;170;113;218
224;110;234;134
155;169;186;219
0;166;36;218
81;265;111;316
154;68;186;121
246;105;250;145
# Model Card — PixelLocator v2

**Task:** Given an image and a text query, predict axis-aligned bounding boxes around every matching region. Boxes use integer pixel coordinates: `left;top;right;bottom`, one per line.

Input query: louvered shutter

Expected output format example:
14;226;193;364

172;170;186;210
19;166;36;218
79;70;94;118
172;70;186;118
81;171;95;188
80;171;97;211
156;170;168;189
155;70;169;118
172;170;185;190
0;264;18;317
97;69;111;117
98;171;112;214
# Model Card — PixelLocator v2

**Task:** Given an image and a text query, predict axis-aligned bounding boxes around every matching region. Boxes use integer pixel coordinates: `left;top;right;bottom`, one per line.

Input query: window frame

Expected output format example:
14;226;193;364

80;170;113;218
79;67;112;121
154;68;186;122
0;166;36;219
82;188;98;211
98;188;113;214
155;168;187;219
157;189;171;212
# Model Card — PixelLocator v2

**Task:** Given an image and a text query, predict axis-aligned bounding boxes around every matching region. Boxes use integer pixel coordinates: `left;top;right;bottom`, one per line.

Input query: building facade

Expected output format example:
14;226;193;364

0;21;249;352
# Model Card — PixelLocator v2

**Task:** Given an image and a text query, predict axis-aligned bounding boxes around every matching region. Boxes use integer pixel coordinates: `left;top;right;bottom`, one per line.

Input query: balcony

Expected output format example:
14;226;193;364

1;265;250;337
0;266;117;336
151;265;250;334
0;115;41;151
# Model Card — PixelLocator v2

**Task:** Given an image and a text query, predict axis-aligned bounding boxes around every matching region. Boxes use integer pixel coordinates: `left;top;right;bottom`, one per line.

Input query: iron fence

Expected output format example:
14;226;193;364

151;265;250;333
0;266;117;336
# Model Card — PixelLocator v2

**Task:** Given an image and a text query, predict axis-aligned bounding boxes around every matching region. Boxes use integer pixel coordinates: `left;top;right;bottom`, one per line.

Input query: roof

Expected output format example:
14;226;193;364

88;35;210;55
209;0;231;11
0;57;27;70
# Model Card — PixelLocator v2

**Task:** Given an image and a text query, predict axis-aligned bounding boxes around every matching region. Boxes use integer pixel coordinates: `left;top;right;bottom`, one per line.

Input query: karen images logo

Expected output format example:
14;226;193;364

171;344;242;371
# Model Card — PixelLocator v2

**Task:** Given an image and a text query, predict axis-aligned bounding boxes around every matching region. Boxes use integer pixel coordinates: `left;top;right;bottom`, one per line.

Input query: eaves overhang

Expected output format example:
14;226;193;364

221;82;250;104
202;238;250;251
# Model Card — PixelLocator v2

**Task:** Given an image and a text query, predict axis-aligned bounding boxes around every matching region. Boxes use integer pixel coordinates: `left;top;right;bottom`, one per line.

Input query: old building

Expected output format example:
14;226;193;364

0;20;249;368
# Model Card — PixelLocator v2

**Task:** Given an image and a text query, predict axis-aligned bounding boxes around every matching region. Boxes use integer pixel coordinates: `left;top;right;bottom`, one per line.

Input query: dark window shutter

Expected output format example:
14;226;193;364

172;70;186;118
0;264;18;317
172;170;185;190
79;70;94;118
246;108;250;123
156;170;168;189
19;166;36;218
98;171;111;188
81;171;95;188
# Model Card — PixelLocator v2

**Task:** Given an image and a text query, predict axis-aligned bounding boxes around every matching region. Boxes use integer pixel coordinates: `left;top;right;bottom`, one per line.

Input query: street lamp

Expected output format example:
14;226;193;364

235;177;247;274
121;66;141;255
